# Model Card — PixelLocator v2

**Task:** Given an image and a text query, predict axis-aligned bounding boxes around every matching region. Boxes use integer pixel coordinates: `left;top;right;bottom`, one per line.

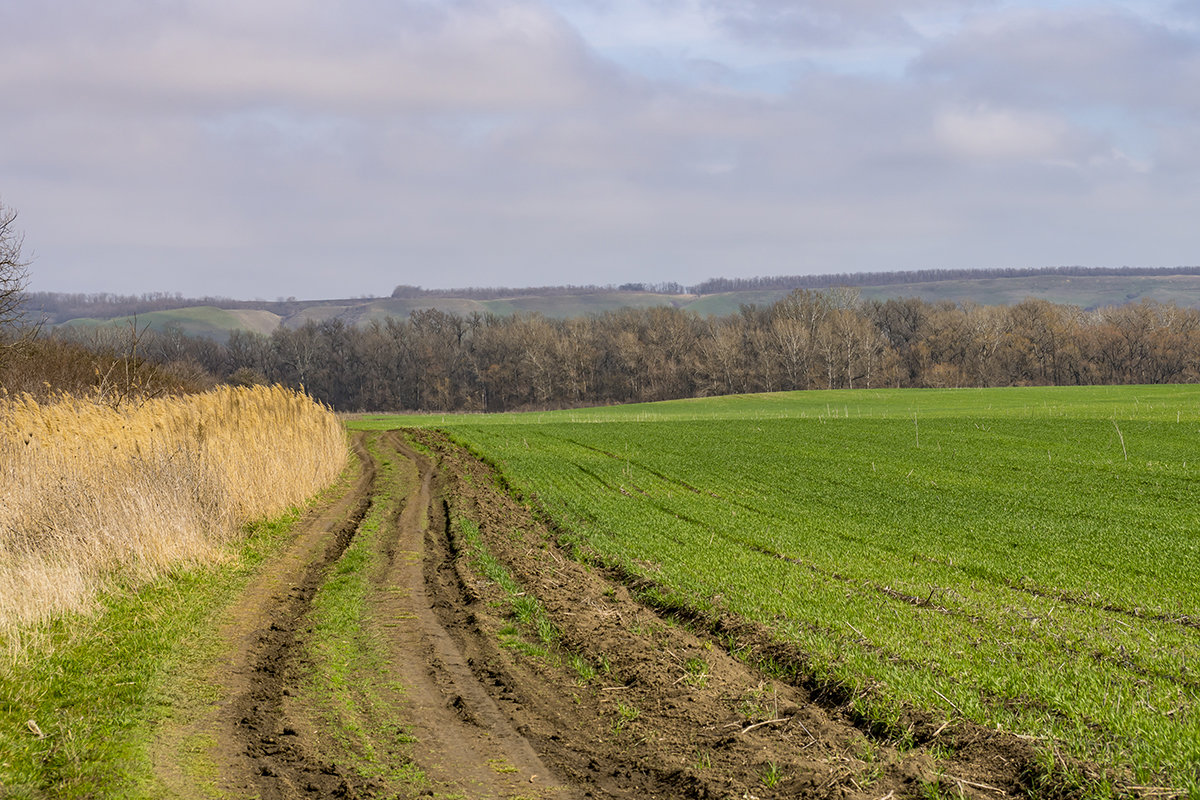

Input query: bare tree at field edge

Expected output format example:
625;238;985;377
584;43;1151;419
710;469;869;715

1;199;32;351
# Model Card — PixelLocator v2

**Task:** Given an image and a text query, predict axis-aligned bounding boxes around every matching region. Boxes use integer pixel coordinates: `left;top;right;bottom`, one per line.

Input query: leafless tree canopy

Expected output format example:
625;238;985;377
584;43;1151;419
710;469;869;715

52;290;1195;413
1;200;31;331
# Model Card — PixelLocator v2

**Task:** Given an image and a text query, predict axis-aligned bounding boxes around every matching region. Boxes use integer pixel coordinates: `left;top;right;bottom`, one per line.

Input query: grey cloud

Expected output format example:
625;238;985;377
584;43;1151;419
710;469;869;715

914;8;1200;113
2;0;611;116
1171;0;1200;20
713;0;921;48
3;0;1200;298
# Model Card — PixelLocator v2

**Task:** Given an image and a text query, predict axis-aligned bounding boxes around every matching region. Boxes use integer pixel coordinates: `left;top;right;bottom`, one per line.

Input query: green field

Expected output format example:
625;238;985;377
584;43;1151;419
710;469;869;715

353;385;1200;795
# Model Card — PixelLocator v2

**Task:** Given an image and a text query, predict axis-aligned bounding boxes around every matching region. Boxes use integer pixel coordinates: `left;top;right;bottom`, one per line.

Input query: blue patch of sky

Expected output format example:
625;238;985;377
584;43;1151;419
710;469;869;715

548;0;1191;93
545;0;913;89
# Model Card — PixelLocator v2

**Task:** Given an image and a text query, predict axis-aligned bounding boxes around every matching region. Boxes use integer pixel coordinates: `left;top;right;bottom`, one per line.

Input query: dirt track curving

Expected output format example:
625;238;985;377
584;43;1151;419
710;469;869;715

153;429;1040;799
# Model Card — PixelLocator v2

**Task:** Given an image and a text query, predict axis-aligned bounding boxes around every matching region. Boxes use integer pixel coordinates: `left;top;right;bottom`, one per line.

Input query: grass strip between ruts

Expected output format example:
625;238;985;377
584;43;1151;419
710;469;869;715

297;432;427;792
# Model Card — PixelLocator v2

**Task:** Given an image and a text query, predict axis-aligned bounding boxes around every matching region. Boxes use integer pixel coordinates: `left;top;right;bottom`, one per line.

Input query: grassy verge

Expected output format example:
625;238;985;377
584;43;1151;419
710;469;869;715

0;511;302;799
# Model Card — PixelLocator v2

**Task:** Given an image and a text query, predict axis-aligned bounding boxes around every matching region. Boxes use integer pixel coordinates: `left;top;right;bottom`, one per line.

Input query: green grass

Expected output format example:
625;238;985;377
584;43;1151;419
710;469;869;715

0;512;302;798
761;760;783;789
351;383;1199;429
353;384;1200;796
453;516;559;655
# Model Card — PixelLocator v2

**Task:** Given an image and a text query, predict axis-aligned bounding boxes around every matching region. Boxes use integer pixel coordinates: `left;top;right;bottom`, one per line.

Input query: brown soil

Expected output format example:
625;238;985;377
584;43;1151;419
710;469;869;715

153;429;1050;800
151;436;376;799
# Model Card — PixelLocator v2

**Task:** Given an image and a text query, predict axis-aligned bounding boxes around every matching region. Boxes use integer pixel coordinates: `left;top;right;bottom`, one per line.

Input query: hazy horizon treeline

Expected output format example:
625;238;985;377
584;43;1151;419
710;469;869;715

12;288;1195;413
27;265;1200;322
398;264;1200;299
687;264;1200;295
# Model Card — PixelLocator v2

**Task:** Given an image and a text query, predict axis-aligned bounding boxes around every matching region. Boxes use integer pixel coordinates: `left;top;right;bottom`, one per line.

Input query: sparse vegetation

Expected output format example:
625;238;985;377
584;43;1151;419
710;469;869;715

569;653;597;682
683;655;709;687
761;760;783;788
612;702;640;734
454;514;560;653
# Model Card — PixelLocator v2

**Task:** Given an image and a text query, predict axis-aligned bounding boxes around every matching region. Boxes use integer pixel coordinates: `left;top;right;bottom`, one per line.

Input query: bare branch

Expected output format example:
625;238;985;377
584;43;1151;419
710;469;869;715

1;200;32;330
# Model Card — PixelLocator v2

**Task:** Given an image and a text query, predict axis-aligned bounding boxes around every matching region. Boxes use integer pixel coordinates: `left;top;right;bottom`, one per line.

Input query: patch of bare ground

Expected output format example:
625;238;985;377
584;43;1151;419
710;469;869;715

358;432;576;798
224;433;374;800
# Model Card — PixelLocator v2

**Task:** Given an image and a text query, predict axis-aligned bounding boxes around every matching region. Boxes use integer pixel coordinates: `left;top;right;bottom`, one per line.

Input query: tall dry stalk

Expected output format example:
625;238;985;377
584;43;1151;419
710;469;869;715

0;385;347;640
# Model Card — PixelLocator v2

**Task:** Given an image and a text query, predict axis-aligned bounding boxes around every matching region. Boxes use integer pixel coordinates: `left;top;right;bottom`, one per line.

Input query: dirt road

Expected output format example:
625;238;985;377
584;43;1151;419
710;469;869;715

153;430;1036;799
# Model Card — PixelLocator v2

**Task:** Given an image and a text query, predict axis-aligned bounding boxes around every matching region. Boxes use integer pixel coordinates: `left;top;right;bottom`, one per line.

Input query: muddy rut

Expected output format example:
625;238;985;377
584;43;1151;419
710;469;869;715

154;430;1043;799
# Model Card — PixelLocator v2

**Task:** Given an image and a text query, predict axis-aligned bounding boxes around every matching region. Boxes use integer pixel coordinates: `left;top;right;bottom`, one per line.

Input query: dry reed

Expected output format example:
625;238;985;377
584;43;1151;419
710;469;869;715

0;384;347;640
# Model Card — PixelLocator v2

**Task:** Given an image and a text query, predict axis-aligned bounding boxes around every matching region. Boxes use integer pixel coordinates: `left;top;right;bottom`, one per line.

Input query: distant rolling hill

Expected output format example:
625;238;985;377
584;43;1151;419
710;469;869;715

50;271;1200;341
58;306;283;340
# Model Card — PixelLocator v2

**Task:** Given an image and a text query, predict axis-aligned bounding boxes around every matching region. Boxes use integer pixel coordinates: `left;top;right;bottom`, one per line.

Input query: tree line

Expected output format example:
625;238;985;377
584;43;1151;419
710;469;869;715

23;288;1190;413
688;265;1200;295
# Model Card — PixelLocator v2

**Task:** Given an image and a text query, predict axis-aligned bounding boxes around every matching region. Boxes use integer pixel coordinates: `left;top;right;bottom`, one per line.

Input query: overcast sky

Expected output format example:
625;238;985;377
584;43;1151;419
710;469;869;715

3;0;1199;299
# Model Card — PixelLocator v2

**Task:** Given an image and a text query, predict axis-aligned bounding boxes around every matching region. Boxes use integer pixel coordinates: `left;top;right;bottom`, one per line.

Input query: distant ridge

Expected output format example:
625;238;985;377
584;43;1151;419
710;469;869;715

28;265;1200;319
392;265;1200;299
28;265;1200;339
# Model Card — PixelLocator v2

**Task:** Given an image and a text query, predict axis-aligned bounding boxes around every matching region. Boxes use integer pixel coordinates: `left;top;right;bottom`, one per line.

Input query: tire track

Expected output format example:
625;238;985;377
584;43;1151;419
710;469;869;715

365;431;575;798
231;432;376;798
149;434;376;799
414;428;1049;800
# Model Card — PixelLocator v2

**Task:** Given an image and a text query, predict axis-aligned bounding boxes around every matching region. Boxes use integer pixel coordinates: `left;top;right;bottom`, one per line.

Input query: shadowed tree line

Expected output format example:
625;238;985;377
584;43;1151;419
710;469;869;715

11;289;1191;413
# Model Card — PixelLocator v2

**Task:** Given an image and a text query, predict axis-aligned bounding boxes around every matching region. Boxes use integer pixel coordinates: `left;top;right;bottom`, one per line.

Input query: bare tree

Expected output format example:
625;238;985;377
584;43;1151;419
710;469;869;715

1;200;31;334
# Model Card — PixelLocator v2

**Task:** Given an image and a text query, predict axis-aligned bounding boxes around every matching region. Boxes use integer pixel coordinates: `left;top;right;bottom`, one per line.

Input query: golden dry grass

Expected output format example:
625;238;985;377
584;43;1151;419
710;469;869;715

0;384;347;639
